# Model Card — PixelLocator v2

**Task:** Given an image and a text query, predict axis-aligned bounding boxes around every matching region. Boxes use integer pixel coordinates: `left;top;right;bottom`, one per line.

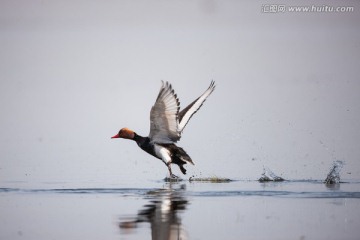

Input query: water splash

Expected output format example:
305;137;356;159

324;160;344;184
259;166;285;182
189;175;232;183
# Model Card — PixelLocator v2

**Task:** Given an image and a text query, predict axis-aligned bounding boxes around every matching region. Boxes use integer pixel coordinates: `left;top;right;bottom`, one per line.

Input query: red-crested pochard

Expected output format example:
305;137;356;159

112;81;215;178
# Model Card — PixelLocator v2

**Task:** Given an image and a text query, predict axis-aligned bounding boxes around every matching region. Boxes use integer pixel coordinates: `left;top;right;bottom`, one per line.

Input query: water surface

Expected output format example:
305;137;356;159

1;180;360;240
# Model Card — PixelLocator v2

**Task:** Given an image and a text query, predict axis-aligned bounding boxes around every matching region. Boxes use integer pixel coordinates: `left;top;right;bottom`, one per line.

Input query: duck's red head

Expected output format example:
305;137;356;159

111;128;135;140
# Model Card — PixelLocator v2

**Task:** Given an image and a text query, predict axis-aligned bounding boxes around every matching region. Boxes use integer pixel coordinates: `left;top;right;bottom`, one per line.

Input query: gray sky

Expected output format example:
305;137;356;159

1;0;359;184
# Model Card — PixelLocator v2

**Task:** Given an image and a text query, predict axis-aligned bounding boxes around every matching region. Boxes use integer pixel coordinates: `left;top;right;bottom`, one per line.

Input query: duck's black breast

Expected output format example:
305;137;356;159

133;134;157;158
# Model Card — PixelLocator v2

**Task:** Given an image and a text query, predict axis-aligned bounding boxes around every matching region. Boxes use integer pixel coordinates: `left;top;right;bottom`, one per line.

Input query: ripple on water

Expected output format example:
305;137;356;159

1;180;360;199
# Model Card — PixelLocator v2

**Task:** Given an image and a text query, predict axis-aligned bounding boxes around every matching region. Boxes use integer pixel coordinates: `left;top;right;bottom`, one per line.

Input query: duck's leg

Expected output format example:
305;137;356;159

167;163;178;178
154;145;178;178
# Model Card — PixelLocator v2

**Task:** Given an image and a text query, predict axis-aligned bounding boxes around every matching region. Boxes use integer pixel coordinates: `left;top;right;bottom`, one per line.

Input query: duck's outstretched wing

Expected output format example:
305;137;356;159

149;81;181;143
178;81;215;132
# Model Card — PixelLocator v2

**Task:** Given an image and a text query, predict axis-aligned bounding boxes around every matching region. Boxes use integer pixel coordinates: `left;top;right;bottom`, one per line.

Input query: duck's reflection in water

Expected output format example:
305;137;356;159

119;183;188;240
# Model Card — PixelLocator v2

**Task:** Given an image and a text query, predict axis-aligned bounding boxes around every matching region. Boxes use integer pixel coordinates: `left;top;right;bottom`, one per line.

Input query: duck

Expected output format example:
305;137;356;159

111;81;215;178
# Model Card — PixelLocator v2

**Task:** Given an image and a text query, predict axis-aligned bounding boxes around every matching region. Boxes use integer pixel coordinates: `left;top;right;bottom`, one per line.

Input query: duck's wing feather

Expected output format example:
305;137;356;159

178;81;215;132
149;81;181;143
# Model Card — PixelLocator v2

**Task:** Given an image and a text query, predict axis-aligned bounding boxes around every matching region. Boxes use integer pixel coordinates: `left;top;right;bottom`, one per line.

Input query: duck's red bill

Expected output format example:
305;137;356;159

111;134;120;139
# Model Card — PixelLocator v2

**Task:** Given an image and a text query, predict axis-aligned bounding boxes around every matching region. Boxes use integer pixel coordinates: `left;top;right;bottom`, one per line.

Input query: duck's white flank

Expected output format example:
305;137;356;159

154;144;171;164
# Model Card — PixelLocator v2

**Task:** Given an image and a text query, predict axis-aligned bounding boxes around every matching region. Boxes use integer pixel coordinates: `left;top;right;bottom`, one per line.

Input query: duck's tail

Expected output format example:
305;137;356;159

172;146;194;175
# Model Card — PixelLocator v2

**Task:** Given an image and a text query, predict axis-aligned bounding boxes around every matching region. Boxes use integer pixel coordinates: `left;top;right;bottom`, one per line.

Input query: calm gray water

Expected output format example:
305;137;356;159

1;180;360;240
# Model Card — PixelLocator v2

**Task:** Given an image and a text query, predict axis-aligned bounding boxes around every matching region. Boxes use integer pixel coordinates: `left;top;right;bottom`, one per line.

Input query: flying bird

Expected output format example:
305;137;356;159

112;81;215;178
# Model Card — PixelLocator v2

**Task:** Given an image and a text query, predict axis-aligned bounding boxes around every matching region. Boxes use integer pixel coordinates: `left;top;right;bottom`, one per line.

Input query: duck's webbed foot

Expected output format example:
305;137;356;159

170;173;179;179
